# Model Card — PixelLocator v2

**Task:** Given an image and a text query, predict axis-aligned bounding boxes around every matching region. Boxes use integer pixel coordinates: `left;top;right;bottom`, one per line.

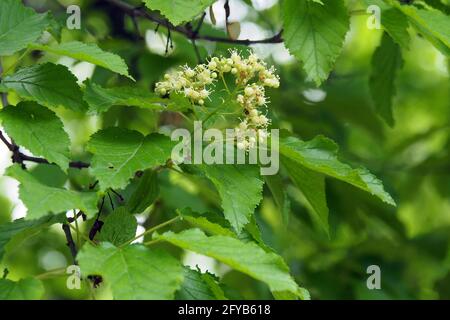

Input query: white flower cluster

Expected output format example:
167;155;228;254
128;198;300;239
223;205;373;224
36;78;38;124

155;50;280;150
155;65;217;105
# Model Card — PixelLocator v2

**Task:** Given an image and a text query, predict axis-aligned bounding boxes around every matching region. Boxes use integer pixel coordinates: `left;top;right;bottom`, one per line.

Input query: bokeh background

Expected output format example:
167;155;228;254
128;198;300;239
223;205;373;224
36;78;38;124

0;0;449;299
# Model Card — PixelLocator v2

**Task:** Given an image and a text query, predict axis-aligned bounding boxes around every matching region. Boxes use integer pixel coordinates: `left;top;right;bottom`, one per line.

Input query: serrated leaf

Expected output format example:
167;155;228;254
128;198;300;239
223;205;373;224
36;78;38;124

363;0;410;49
243;214;273;252
1;63;88;112
143;0;215;26
179;208;270;251
199;164;264;233
127;170;159;214
178;208;236;237
6;164;98;219
83;82;184;114
273;288;310;300
0;102;71;170
369;33;403;127
398;5;450;55
282;157;329;235
30;41;132;79
283;0;349;85
0;214;65;262
87;127;175;191
200;271;228;300
0;0;50;56
156;228;304;297
280;135;396;206
381;8;411;49
46;12;63;42
77;242;183;299
98;207;137;246
176;267;227;300
0;278;44;300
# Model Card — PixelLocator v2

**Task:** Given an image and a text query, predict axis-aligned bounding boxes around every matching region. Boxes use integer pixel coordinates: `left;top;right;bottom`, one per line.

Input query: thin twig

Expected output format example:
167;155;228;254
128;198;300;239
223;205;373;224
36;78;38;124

67;211;85;223
107;191;115;210
68;224;97;246
35;267;67;280
194;12;207;35
119;216;180;248
89;196;105;240
62;224;78;264
110;188;124;202
192;39;202;64
103;0;284;45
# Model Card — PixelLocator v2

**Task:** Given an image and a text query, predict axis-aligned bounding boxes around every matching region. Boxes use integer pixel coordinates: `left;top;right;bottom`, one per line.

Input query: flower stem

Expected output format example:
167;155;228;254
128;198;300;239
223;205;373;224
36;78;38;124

119;216;180;248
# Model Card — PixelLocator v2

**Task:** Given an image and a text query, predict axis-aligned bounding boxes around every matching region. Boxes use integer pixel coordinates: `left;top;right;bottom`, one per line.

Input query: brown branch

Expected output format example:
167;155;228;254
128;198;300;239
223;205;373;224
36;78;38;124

62;224;78;264
102;0;284;45
0;133;90;169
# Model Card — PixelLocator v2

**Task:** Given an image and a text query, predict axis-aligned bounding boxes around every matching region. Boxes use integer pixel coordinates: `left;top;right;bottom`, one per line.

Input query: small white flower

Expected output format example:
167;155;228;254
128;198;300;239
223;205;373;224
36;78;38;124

244;86;254;96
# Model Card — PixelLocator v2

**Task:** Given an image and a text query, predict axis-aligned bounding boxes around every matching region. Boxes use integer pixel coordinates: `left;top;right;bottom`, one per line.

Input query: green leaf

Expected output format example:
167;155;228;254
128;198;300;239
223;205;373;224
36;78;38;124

199;164;264;233
98;207;137;246
30;41;132;79
87;127;175;191
1;63;88;112
83;82;182;114
282;0;349;85
176;267;227;300
282;157;329;235
6;164;98;219
381;8;411;49
178;208;236;237
46;12;63;42
397;5;450;55
280;135;396;206
369;33;403;127
143;0;215;26
200;271;228;300
264;175;290;225
0;0;50;56
176;267;216;300
363;0;410;49
179;208;271;251
273;288;311;300
242;214;273;252
0;278;44;300
0;214;65;262
156;228;303;297
127;170;159;214
30;163;67;188
0;102;71;170
77;242;183;299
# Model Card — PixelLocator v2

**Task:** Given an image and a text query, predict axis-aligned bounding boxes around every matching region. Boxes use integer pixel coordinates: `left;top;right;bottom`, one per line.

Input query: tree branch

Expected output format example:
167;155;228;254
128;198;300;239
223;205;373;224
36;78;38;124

0;131;90;169
102;0;284;45
62;224;78;264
